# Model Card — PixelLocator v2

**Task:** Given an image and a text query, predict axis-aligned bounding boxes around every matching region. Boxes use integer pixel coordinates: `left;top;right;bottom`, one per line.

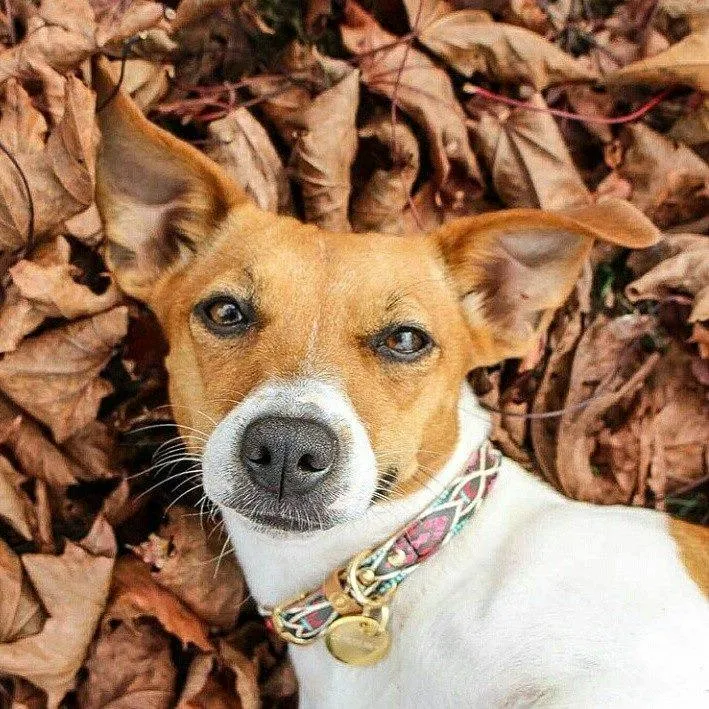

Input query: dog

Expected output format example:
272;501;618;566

94;63;708;708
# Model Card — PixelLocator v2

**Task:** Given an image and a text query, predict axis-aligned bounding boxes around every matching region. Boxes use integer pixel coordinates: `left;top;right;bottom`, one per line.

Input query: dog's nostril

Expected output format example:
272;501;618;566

298;453;325;474
248;447;271;466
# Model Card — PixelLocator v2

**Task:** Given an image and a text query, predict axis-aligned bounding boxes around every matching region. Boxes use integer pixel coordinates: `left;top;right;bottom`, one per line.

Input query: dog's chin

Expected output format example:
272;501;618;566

207;482;363;535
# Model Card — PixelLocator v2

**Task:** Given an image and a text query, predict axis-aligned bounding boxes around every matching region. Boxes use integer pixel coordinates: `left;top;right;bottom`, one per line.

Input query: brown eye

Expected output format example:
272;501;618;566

375;325;433;361
196;296;254;335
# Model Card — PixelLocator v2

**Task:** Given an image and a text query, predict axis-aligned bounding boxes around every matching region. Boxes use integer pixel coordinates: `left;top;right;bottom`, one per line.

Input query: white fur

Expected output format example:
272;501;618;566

206;381;709;708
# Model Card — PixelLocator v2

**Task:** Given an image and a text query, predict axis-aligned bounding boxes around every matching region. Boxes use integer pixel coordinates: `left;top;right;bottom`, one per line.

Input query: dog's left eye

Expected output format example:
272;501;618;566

375;325;432;361
196;296;253;334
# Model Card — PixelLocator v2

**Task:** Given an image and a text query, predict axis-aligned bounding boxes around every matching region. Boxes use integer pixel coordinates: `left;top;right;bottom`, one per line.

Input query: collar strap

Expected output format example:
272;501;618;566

262;441;501;645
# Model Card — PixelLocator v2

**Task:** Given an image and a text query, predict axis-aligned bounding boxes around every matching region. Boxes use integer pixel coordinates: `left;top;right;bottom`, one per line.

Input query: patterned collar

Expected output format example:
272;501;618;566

260;441;501;666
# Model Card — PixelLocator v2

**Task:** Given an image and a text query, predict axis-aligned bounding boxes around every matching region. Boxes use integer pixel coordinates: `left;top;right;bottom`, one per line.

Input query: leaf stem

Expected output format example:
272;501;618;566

466;85;675;125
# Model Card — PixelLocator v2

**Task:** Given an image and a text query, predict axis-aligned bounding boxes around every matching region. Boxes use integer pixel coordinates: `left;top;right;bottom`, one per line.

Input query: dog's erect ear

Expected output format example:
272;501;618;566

93;58;247;301
436;198;659;363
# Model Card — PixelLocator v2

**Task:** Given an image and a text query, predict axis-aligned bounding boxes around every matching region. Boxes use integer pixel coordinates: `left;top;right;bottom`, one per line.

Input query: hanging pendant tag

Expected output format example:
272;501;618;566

325;606;391;666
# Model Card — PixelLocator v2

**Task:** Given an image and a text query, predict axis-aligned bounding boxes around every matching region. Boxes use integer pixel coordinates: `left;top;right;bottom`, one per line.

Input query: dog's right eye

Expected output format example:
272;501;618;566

195;296;254;335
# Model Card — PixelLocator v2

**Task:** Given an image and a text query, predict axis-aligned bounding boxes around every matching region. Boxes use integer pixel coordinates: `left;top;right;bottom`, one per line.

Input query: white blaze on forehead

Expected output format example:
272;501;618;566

201;376;378;514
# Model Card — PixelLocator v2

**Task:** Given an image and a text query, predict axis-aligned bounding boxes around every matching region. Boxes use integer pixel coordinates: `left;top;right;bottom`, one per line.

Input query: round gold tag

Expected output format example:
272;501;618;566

325;615;391;666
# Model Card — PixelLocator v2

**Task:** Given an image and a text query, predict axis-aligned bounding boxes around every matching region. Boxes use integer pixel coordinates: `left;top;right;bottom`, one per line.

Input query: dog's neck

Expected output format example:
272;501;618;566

219;384;490;607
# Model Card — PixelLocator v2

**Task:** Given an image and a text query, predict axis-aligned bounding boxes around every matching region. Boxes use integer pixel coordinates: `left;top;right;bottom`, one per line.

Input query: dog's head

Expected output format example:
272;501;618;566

95;65;658;532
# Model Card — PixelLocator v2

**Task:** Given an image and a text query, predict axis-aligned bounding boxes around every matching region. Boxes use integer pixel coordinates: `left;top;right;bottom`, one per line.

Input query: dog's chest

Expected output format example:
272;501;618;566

288;465;709;708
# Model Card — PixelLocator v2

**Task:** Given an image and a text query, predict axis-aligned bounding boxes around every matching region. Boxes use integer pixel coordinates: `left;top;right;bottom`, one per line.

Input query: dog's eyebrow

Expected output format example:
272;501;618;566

384;292;405;313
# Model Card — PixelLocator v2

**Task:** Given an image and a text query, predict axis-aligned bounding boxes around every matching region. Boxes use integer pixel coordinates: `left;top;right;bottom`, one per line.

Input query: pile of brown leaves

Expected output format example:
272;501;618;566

0;0;707;706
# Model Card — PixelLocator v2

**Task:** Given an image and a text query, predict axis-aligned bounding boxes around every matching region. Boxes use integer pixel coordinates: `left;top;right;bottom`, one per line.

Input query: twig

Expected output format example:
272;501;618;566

466;85;675;125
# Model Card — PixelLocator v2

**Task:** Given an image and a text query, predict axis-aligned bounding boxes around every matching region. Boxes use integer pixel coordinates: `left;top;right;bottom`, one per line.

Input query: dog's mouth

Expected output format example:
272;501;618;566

247;510;328;532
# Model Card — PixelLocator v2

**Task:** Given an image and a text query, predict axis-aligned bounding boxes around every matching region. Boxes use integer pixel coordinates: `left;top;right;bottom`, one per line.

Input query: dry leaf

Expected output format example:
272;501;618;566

0;77;98;251
64;203;104;246
0;0;164;83
0;518;115;708
251;46;359;231
0;539;45;643
351;114;420;233
106;58;174;112
605;12;709;92
0;307;128;443
77;618;177;709
342;1;482;204
0;236;122;352
177;649;260;709
600;124;709;229
108;556;214;652
669;98;709;146
626;233;709;323
403;0;596;89
0;455;32;539
131;507;245;630
597;344;709;507
554;314;662;504
62;420;118;480
467;92;590;210
0;395;81;487
218;640;261;709
206;108;293;214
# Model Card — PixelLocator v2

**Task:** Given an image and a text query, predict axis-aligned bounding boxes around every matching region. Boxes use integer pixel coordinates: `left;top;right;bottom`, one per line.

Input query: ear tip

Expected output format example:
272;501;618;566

592;196;662;249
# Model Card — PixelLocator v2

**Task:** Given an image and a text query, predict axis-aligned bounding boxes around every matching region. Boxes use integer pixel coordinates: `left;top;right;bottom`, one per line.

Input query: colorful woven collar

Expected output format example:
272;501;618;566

261;441;501;665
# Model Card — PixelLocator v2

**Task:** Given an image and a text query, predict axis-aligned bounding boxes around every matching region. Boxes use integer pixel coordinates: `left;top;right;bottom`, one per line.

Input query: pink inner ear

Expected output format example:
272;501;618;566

499;229;583;267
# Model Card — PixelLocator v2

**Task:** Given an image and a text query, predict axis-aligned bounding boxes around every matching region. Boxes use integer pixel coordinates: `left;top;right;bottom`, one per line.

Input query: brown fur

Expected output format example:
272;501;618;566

93;58;659;497
669;518;709;596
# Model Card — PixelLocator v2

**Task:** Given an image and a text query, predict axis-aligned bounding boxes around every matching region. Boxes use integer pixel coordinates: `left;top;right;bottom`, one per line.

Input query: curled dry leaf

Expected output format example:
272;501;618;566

105;58;174;113
0;306;128;443
107;556;213;652
0;539;45;643
206;108;293;214
599;124;709;229
605;12;709;92
668;98;709;146
0;76;98;251
62;420;118;481
0;517;115;709
342;1;482;205
0;236;122;353
252;47;360;231
0;455;32;539
131;507;245;630
0;0;164;83
249;42;359;231
403;0;596;89
0;395;81;487
626;233;709;323
351;114;420;233
177;647;260;709
467;92;590;210
77;618;177;709
218;640;261;709
554;315;664;504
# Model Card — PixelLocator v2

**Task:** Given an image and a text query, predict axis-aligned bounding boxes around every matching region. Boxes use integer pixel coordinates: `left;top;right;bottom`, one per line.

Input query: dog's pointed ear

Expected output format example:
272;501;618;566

436;198;660;363
93;58;248;301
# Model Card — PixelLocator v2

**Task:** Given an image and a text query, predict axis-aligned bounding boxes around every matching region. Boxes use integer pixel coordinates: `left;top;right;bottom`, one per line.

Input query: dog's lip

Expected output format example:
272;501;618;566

246;510;330;532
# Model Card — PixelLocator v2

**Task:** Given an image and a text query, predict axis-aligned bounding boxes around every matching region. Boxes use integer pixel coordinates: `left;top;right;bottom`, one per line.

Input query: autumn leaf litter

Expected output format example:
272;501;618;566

0;0;707;706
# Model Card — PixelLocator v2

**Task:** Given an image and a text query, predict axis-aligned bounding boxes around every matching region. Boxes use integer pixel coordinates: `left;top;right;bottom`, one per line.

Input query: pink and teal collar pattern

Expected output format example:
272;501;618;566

262;441;501;645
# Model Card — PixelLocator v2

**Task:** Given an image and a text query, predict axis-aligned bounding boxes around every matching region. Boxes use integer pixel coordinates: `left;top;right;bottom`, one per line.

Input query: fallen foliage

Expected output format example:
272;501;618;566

0;0;706;705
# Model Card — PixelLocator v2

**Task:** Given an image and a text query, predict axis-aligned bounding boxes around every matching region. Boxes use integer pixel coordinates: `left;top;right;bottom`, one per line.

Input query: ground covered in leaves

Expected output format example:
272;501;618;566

0;0;707;707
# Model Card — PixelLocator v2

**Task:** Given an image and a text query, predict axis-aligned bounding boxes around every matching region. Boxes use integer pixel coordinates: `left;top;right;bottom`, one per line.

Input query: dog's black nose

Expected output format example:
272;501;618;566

240;416;338;496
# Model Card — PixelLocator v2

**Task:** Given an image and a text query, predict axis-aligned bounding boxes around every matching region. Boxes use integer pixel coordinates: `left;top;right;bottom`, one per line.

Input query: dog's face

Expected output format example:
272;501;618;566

95;65;658;532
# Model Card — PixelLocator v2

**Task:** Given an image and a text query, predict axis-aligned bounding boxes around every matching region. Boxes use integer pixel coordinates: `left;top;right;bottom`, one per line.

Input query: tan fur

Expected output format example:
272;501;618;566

669;518;709;596
93;59;660;497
